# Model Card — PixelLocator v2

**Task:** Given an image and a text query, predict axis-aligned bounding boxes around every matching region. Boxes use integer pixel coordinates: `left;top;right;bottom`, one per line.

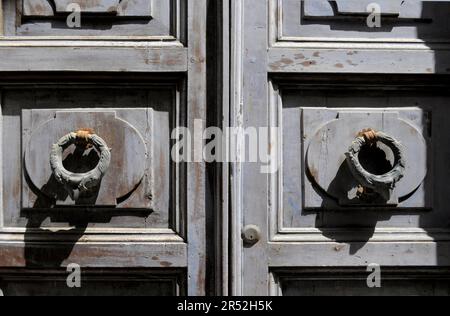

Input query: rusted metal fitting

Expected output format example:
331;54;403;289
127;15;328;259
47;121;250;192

75;128;95;150
357;128;378;146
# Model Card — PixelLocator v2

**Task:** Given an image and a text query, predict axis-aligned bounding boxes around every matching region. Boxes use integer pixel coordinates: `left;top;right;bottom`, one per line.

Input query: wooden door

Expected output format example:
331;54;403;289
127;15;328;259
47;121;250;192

229;0;450;296
0;0;207;296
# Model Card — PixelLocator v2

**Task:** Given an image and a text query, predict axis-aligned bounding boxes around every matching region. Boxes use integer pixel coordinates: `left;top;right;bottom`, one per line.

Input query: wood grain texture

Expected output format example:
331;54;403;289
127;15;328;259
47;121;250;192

231;0;450;296
16;0;177;38
239;0;270;296
0;269;185;296
303;108;428;208
24;111;147;208
0;47;187;72
272;268;450;296
268;48;450;74
186;0;207;296
0;241;187;268
276;0;450;43
3;87;175;230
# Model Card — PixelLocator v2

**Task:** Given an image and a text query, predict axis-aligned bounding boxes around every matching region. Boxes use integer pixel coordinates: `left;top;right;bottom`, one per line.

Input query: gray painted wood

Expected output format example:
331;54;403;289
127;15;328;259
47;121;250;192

236;0;270;296
230;0;450;296
1;0;450;296
280;0;450;42
0;47;187;73
303;108;428;208
23;110;147;208
273;269;450;296
15;0;176;37
186;0;207;296
268;48;450;74
0;0;207;296
0;241;187;268
268;242;450;267
1;276;180;296
304;0;407;17
0;269;186;296
23;0;152;16
3;87;174;229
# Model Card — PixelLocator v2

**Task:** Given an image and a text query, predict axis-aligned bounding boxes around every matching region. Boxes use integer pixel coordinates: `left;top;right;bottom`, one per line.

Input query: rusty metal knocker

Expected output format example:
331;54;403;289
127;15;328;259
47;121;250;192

50;129;111;200
345;129;406;202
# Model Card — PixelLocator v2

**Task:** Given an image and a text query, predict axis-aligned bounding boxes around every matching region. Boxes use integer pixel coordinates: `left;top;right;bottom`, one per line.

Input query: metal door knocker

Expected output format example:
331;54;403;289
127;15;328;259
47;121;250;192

346;129;406;202
50;128;111;200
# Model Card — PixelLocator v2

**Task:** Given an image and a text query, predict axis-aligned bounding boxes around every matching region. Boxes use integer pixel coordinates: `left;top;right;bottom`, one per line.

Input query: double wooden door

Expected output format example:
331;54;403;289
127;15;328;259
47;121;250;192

1;0;450;296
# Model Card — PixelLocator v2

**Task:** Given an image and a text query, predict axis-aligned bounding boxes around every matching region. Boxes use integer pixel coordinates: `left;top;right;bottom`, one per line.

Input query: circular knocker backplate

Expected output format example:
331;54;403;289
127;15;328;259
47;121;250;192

50;130;111;200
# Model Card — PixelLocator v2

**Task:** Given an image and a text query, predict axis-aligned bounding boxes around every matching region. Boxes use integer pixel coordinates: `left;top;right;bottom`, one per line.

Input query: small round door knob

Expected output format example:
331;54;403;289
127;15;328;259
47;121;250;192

242;225;262;244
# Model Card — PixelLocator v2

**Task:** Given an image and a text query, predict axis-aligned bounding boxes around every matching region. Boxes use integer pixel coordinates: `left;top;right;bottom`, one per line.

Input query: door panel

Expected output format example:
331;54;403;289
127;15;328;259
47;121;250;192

0;270;185;296
6;0;185;39
3;87;177;225
272;269;450;296
279;0;450;43
231;0;450;296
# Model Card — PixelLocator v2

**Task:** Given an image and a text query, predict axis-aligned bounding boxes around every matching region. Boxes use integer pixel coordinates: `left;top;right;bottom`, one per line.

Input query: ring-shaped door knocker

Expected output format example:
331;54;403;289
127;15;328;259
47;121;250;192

346;130;406;195
50;130;111;200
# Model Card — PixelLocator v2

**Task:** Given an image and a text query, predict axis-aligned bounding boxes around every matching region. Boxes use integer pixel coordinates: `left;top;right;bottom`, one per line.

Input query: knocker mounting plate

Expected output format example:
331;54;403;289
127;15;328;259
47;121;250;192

302;108;430;209
23;111;152;209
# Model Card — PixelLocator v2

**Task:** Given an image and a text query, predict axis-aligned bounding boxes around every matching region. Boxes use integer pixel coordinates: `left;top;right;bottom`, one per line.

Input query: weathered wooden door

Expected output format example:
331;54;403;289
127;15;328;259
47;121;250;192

0;0;206;296
229;0;450;295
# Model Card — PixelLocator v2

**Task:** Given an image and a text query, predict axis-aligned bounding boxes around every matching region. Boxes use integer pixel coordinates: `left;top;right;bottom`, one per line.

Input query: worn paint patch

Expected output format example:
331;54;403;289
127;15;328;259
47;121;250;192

301;60;317;67
269;57;295;71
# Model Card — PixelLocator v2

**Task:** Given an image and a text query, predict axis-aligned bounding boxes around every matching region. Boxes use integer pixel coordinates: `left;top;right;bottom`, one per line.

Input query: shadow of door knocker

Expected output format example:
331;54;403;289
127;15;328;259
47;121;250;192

50;128;111;201
345;129;406;202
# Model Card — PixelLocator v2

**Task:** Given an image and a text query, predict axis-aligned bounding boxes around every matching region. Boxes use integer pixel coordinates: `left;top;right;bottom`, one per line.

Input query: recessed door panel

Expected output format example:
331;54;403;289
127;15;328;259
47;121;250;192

276;0;450;43
2;87;179;230
3;0;185;40
272;269;450;296
0;270;185;296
